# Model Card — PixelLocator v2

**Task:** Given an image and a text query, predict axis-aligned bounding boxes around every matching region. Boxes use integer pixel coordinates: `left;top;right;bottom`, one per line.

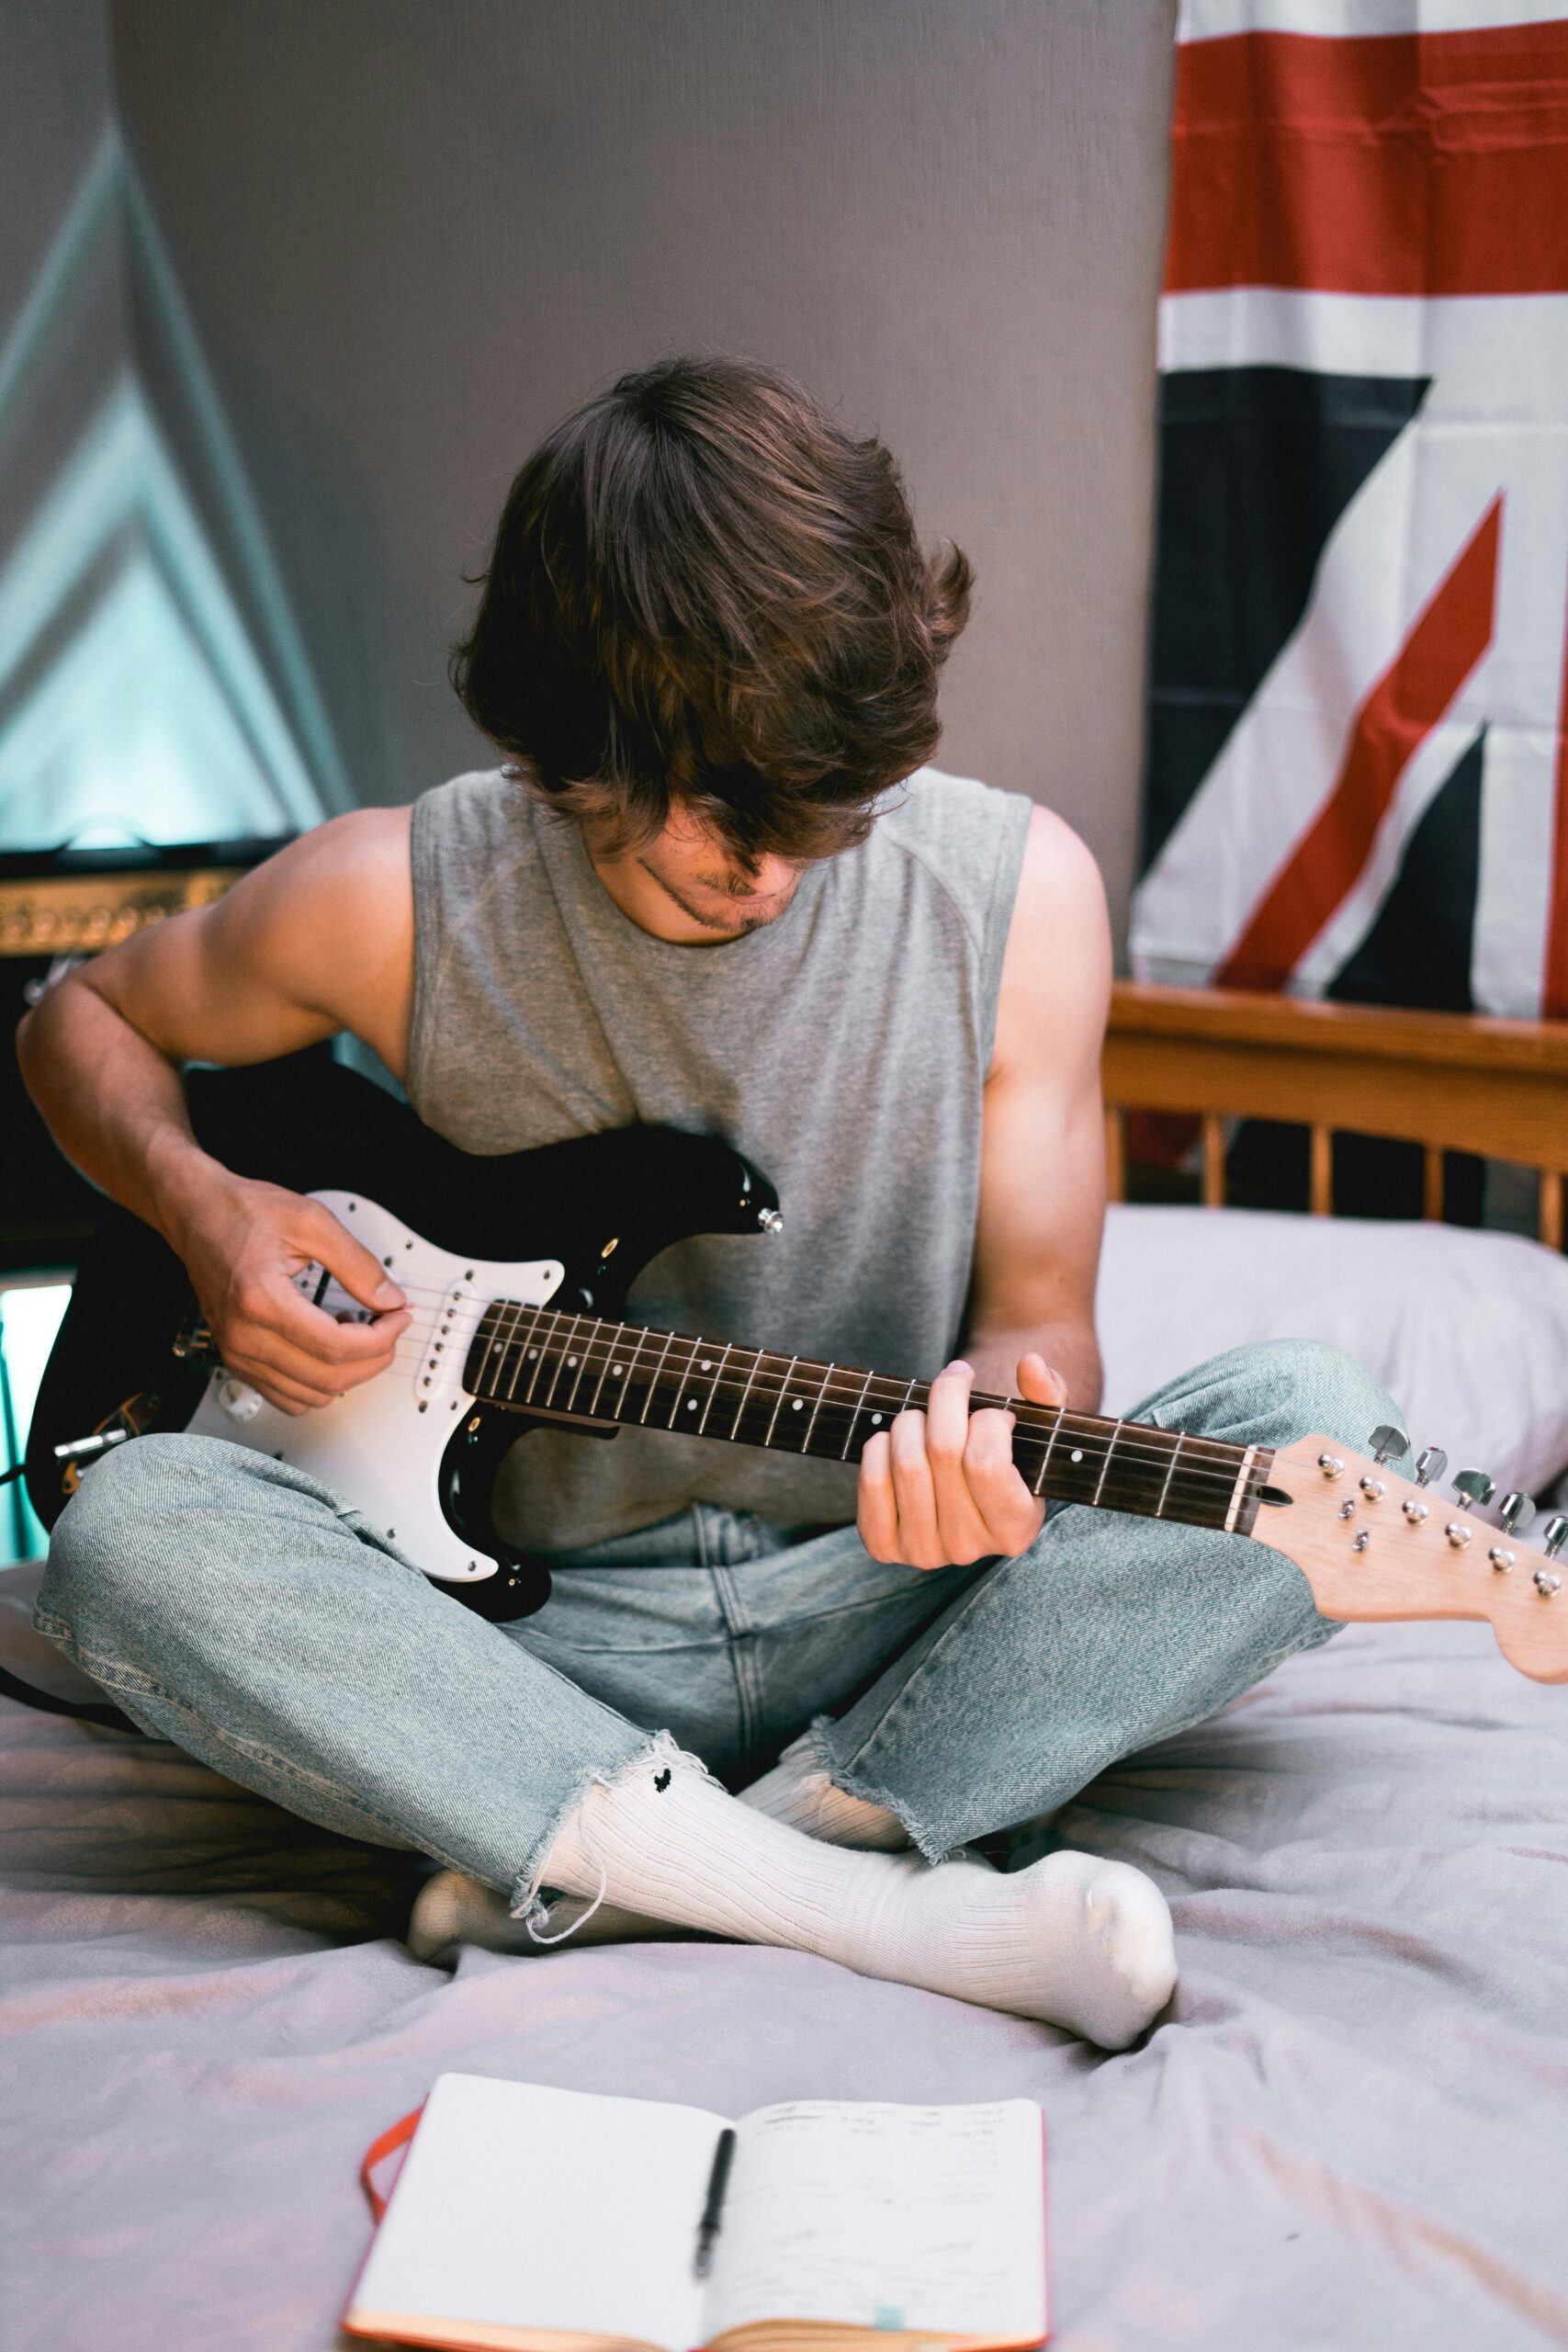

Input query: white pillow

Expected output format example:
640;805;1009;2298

1096;1204;1568;1504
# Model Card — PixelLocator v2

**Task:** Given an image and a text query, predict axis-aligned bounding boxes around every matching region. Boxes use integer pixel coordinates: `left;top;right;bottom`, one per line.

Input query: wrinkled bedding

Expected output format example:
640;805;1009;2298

3;1558;1566;2351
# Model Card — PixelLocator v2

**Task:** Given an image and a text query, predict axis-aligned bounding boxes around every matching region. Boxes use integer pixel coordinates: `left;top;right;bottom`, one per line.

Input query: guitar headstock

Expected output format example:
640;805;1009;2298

1256;1432;1568;1684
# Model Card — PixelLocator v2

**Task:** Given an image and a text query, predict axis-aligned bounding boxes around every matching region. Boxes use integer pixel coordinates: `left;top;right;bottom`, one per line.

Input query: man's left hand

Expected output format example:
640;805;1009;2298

857;1352;1068;1570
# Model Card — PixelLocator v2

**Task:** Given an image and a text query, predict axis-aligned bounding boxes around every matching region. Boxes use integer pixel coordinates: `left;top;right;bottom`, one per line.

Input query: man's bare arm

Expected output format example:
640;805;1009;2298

963;806;1109;1411
16;808;417;1415
858;807;1111;1568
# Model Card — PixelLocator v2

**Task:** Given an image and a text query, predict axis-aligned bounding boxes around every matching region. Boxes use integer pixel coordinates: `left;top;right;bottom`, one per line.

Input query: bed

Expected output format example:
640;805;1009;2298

5;984;1568;2350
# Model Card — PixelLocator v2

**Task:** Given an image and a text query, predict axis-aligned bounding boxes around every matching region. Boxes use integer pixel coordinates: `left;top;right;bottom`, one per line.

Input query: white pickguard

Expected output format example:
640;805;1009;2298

184;1192;563;1581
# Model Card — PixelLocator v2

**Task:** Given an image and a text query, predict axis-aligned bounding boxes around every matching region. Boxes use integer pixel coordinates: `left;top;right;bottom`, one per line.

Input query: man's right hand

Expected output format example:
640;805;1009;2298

172;1175;411;1416
14;808;420;1417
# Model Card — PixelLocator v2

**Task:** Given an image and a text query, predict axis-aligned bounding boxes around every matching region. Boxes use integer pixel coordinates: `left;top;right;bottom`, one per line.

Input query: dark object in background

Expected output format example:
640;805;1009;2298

0;838;289;1272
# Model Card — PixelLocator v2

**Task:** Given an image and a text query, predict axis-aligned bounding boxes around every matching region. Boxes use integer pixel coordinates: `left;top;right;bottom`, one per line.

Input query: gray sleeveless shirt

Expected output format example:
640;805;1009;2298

406;764;1032;1551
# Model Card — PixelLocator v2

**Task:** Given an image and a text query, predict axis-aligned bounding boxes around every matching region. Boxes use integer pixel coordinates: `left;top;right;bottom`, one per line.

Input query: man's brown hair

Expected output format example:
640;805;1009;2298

449;355;972;864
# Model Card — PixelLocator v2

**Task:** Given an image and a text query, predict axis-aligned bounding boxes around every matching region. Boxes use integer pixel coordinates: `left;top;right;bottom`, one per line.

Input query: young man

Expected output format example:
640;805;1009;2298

18;356;1395;2050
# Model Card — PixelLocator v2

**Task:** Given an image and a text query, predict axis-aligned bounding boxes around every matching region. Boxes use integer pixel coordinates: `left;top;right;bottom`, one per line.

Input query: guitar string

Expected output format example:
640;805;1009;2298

453;1329;1264;1497
224;1290;1269;1492
460;1311;1252;1463
462;1308;1253;1453
222;1327;1265;1496
326;1287;1259;1473
267;1298;1265;1489
358;1288;1245;1452
280;1279;1247;1458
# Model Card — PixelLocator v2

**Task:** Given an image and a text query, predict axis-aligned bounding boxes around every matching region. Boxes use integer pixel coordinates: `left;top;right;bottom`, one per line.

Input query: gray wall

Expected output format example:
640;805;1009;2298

0;3;121;631
107;0;1174;944
0;2;114;356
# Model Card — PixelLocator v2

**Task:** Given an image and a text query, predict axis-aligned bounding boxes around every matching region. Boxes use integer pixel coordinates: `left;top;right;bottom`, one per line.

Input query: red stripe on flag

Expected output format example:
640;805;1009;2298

1167;24;1568;296
1218;496;1501;993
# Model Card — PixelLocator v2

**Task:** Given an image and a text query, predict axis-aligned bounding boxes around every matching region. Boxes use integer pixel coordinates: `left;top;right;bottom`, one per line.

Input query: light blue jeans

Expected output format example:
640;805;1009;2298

34;1340;1404;1906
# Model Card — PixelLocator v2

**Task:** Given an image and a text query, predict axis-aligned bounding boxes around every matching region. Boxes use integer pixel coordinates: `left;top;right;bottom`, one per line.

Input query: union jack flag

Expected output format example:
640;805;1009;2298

1132;0;1568;1020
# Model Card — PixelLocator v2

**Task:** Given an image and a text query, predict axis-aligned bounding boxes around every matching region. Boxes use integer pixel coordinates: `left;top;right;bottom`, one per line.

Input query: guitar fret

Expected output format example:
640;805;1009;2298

563;1317;602;1414
1154;1430;1182;1519
1030;1407;1066;1498
1090;1419;1124;1508
587;1321;626;1416
728;1349;763;1440
665;1338;704;1429
486;1300;526;1399
840;1368;877;1459
502;1303;540;1402
697;1344;731;1434
497;1306;529;1401
764;1357;799;1447
799;1361;833;1453
614;1329;646;1415
523;1310;564;1404
637;1331;678;1424
545;1313;585;1409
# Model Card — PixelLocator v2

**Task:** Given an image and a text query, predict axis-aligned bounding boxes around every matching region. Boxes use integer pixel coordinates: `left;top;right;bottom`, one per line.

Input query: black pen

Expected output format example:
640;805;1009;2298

693;2128;738;2279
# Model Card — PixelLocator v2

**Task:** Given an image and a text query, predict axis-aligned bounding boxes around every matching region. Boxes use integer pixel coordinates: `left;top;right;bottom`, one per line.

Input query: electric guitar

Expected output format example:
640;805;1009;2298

26;1052;1568;1681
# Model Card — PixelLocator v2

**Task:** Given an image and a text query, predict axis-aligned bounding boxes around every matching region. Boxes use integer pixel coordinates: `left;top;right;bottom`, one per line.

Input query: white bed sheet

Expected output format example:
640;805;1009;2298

4;1556;1565;2352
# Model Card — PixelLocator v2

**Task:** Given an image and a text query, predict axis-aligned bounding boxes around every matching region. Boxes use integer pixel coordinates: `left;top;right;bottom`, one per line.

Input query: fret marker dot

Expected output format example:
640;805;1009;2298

793;1397;803;1409
871;1412;882;1424
567;1357;577;1368
612;1365;624;1376
1070;1448;1084;1464
686;1398;697;1410
701;1360;713;1371
526;1348;538;1360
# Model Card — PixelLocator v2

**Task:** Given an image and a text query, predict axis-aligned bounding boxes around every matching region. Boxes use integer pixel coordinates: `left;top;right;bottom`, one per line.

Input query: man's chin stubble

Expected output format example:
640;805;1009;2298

638;862;795;936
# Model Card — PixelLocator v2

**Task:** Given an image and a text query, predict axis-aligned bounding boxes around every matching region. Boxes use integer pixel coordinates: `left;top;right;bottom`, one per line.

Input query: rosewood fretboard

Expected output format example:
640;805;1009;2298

466;1302;1273;1536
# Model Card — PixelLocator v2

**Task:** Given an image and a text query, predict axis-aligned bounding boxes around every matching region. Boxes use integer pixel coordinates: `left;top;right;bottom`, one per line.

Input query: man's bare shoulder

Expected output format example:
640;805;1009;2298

217;805;411;932
240;806;414;1044
261;803;412;895
992;806;1111;1080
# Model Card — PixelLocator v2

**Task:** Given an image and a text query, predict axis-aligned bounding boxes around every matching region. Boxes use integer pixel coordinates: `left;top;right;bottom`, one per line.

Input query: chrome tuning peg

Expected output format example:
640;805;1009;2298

1542;1515;1568;1561
1415;1447;1448;1489
1452;1468;1495;1511
1499;1491;1535;1537
1369;1425;1408;1466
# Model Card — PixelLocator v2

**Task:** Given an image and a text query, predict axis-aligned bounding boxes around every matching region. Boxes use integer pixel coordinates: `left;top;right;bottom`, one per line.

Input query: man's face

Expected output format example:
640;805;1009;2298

593;804;811;942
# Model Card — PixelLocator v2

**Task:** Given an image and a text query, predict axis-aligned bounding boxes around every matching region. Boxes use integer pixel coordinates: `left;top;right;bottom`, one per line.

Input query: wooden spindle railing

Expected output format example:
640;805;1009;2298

1100;983;1568;1247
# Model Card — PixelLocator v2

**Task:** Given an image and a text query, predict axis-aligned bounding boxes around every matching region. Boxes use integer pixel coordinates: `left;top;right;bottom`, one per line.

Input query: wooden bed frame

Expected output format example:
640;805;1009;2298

1103;983;1568;1249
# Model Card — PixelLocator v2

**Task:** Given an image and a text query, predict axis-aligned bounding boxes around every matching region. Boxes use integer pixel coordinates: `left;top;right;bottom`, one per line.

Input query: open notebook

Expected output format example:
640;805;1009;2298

344;2075;1049;2352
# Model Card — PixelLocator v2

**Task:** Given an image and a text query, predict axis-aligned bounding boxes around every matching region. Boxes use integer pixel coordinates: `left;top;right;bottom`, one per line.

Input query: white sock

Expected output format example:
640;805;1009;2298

540;1742;1176;2048
410;1737;906;1965
739;1732;908;1850
408;1871;693;1965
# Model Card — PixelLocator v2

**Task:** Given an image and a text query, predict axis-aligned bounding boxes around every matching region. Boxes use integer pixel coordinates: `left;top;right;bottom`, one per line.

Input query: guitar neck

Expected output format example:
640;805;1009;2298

467;1302;1274;1537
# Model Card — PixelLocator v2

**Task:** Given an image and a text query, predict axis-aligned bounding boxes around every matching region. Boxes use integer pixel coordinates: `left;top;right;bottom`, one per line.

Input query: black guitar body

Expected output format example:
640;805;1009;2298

26;1051;778;1623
